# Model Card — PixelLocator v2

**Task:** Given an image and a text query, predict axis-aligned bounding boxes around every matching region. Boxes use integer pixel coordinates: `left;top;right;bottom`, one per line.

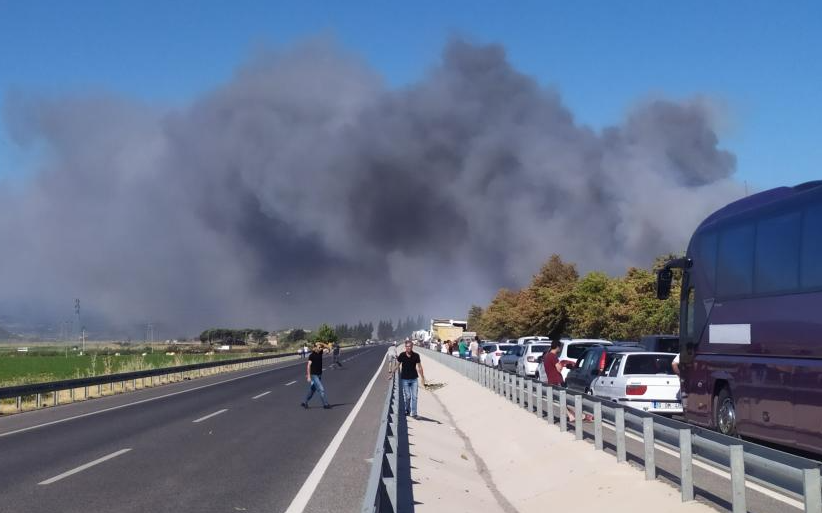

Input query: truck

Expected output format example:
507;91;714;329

429;318;467;343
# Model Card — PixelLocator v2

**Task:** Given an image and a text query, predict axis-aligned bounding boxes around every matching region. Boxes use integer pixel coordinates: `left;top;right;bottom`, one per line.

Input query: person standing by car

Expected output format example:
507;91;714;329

390;339;426;419
469;336;480;362
301;343;331;409
458;338;468;359
544;340;591;423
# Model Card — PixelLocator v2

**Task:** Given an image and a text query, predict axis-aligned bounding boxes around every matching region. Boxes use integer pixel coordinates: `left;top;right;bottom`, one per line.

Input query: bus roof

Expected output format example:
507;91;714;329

698;181;822;230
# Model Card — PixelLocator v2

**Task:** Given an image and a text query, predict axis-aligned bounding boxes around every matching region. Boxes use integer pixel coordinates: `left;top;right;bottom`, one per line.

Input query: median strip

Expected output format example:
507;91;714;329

252;391;271;399
192;409;228;423
38;448;132;485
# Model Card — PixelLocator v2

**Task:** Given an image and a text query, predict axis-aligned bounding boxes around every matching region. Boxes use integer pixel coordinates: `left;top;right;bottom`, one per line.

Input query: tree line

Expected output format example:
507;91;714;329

468;254;682;342
198;328;269;345
376;315;427;341
333;322;374;341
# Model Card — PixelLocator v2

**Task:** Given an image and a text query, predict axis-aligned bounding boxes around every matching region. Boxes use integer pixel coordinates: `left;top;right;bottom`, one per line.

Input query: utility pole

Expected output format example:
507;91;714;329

81;326;86;354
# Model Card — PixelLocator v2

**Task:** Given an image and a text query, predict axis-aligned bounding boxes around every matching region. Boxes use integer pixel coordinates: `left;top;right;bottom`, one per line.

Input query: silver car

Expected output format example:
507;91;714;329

497;345;524;372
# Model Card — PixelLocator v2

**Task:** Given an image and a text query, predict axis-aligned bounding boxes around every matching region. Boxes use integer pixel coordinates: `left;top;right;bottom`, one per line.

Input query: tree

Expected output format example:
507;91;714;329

286;329;307;342
313;323;338;344
466;305;484;335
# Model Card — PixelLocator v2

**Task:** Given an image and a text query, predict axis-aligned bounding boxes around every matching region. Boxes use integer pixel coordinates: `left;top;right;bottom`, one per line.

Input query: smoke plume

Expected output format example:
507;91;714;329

0;39;742;335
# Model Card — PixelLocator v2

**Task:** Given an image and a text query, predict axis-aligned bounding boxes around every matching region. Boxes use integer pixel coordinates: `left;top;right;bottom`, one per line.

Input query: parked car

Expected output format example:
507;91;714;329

536;339;613;382
591;352;682;414
482;343;515;367
497;345;525;372
516;343;551;377
516;335;551;345
564;344;645;394
639;334;679;354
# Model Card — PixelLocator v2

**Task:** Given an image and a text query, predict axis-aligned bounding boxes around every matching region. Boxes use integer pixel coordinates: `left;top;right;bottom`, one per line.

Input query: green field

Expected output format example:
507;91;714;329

0;352;254;387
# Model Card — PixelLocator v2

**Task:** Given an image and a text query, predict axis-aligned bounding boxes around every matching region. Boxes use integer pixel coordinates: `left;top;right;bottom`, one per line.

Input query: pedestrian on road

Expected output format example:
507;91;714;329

543;340;592;423
390;340;425;419
301;343;331;409
332;341;342;367
301;344;309;359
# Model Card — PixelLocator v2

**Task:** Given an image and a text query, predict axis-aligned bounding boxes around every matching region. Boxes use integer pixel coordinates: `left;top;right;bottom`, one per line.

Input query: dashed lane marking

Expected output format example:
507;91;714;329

285;380;297;386
192;409;228;423
252;391;271;400
38;449;132;485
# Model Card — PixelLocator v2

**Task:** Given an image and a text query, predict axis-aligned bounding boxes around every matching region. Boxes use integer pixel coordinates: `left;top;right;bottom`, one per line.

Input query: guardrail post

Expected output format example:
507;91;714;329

643;417;656;480
16;396;21;412
546;387;554;424
594;402;603;450
36;393;41;408
803;468;821;513
574;395;583;440
70;388;75;403
496;369;501;395
537;382;544;419
97;384;102;396
615;408;626;463
559;390;567;432
730;445;746;513
679;429;694;502
53;391;59;406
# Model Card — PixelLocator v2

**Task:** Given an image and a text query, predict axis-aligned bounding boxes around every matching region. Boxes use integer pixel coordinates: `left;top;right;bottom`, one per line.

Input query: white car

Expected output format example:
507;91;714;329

516;335;551;345
516;343;552;377
537;339;613;382
482;343;515;367
591;352;682;414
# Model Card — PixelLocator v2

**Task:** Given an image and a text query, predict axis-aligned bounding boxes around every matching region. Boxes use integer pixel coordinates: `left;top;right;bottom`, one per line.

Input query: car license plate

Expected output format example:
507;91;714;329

653;401;675;409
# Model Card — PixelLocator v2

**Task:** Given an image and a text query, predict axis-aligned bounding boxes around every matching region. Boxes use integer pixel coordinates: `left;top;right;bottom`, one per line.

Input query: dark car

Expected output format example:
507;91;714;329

497;345;524;372
564;344;645;394
639;334;679;354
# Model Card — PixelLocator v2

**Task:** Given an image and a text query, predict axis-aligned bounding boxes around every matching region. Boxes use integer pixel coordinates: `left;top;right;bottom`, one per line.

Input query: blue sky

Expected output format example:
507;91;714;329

1;0;819;190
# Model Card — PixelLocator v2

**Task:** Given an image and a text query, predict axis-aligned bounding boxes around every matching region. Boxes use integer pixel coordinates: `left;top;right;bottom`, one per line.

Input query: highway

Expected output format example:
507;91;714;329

0;346;388;513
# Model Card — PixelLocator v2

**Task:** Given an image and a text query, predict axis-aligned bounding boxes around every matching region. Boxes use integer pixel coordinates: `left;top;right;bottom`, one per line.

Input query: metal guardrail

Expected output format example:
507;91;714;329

0;351;309;412
362;349;400;513
420;347;822;513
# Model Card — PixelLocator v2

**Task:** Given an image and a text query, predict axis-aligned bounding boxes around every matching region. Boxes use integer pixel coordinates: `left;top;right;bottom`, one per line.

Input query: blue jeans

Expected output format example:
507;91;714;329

304;374;329;406
401;378;418;416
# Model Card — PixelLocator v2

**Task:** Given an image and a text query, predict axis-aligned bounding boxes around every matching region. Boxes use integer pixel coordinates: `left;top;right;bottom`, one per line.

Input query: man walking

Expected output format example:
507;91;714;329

391;340;425;419
332;341;342;367
301;343;331;409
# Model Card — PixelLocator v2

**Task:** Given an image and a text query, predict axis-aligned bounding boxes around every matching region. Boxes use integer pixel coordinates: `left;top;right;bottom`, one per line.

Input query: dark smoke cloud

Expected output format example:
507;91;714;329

0;38;742;334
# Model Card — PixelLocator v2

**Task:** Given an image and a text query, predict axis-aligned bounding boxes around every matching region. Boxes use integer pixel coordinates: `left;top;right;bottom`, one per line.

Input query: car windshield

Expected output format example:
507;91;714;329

624;354;676;375
506;347;523;355
530;345;549;353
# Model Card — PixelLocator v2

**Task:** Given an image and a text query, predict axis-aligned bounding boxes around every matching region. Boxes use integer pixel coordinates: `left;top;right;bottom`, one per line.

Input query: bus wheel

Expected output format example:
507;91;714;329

715;387;738;437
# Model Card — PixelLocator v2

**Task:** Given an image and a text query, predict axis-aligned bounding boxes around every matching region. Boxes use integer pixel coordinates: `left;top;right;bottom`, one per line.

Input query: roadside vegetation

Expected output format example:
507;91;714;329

469;254;683;341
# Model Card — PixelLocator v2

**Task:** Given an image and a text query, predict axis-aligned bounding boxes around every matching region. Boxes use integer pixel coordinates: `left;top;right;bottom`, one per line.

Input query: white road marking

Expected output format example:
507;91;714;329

252;391;271;400
38;448;132;485
285;380;297;386
193;409;228;423
0;348;373;439
283;350;387;513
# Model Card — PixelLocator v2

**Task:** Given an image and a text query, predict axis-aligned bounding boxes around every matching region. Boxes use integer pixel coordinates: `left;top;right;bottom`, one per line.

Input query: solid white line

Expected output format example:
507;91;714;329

0;349;371;439
283;350;387;513
38;448;132;485
192;409;228;423
285;380;297;386
252;391;271;400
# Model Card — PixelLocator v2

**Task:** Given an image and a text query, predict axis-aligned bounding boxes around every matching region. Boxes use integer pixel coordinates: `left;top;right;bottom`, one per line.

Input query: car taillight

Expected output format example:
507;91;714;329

598;352;607;372
626;385;648;395
495;351;502;356
527;356;536;362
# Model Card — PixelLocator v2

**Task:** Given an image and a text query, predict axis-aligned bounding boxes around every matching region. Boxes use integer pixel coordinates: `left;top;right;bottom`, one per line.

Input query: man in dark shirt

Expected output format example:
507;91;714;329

332;342;342;367
301;343;331;409
391;340;425;419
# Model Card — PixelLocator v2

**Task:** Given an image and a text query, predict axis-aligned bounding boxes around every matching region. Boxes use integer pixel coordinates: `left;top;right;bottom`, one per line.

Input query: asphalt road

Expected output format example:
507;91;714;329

0;346;389;513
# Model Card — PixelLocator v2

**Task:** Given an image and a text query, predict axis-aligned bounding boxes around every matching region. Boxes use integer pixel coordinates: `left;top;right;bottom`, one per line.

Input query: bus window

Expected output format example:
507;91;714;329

717;223;755;297
697;232;718;290
801;204;822;289
755;212;800;294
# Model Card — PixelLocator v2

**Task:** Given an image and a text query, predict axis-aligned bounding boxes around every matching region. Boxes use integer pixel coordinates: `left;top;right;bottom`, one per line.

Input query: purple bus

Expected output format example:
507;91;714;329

657;180;822;454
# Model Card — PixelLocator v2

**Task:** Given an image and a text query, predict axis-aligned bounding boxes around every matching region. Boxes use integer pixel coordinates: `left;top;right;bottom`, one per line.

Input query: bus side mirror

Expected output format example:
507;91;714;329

657;269;673;300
